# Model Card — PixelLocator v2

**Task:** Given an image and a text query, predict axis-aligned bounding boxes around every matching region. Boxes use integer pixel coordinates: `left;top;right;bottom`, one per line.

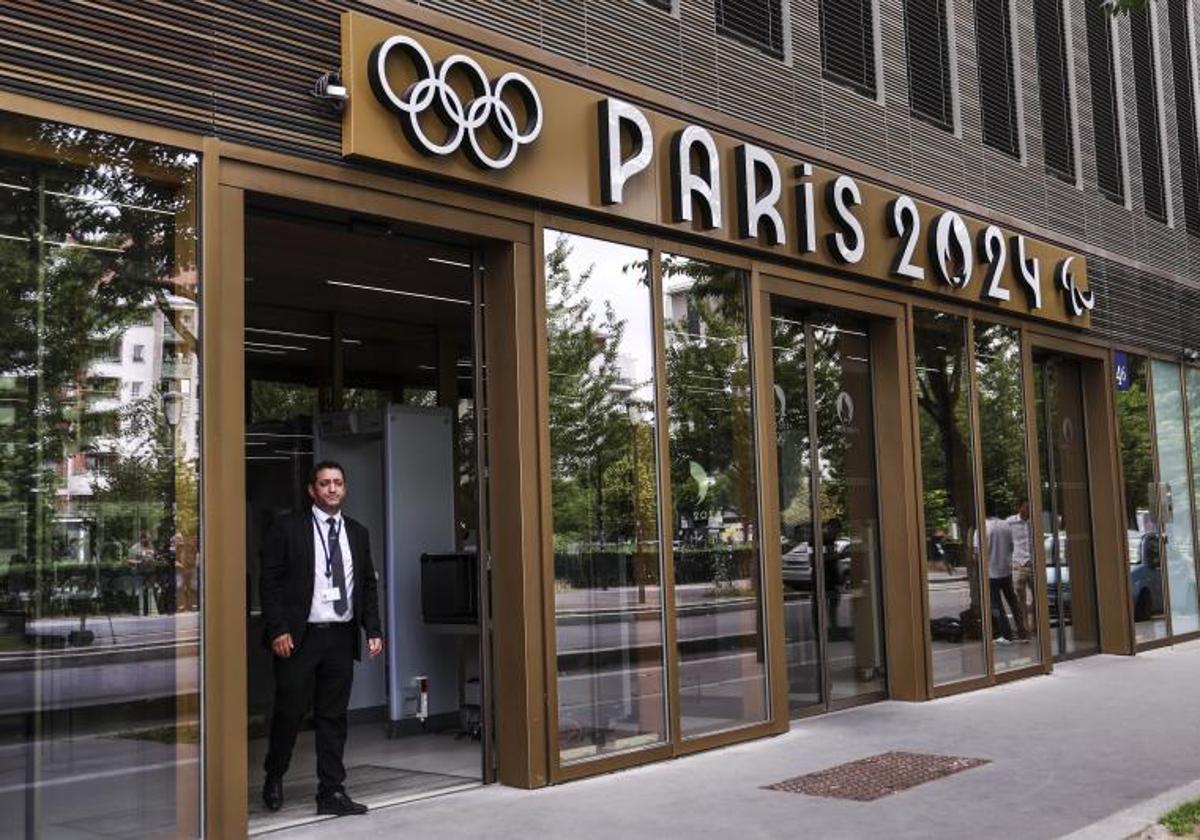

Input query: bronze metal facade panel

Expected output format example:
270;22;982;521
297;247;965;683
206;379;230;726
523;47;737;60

1;0;1197;348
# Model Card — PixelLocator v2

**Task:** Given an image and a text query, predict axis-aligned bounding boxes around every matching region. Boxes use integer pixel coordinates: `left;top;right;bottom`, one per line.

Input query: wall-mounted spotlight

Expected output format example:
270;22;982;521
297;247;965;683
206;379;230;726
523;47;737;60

312;71;348;114
1182;348;1200;363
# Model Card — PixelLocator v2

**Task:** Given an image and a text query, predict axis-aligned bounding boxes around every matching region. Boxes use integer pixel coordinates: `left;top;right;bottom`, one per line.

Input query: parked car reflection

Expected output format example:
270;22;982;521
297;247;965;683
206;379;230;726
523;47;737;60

781;537;851;591
1129;530;1164;622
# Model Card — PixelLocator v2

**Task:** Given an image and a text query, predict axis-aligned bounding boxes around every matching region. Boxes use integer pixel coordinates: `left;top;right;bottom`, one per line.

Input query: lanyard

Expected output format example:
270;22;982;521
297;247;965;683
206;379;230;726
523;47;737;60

312;514;341;579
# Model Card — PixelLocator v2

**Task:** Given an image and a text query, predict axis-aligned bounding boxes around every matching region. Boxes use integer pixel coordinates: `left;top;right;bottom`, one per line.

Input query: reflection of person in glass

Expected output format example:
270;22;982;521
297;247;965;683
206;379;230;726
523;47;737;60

259;462;384;817
928;527;953;576
1006;499;1034;638
823;518;848;637
986;499;1027;644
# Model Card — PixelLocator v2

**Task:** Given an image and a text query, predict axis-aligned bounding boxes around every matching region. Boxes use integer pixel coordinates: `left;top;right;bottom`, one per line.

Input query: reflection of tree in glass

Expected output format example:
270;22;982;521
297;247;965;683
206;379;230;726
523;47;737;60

975;324;1028;518
661;255;756;549
0;119;197;616
915;314;973;541
546;235;655;556
772;315;812;542
1116;357;1153;529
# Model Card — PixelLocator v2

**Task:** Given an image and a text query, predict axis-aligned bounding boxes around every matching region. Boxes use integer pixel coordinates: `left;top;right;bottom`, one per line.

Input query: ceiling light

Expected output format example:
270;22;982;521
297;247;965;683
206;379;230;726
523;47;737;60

245;341;306;352
245;327;361;345
326;280;471;306
428;257;472;269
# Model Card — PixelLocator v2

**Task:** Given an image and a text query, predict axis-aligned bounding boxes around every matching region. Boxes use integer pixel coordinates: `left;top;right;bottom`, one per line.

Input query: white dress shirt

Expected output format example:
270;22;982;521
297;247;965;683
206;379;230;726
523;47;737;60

1006;513;1033;568
308;505;355;623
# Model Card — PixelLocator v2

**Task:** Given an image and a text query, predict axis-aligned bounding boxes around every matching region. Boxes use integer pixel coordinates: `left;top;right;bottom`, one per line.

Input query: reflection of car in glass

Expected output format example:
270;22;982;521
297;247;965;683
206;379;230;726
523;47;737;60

1045;531;1070;623
781;538;851;590
1129;530;1164;622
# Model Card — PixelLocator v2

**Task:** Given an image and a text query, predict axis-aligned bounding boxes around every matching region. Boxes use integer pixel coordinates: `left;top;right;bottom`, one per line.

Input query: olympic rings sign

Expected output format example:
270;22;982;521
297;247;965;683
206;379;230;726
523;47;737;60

367;35;543;170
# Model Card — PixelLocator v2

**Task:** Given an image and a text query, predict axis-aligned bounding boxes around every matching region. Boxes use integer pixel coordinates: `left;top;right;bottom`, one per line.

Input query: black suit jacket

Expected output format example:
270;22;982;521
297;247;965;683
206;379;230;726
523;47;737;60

260;510;383;661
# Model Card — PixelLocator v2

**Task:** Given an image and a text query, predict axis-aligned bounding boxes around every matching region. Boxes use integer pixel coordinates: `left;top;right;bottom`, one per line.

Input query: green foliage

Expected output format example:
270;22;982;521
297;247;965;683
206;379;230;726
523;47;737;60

0;117;198;615
1104;0;1150;14
1159;798;1200;835
546;234;654;552
1116;359;1154;527
661;255;757;546
975;324;1029;518
915;313;975;540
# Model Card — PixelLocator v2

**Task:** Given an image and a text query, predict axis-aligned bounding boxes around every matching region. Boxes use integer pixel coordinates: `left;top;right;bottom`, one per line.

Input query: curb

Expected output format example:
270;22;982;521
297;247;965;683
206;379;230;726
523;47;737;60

1057;778;1200;839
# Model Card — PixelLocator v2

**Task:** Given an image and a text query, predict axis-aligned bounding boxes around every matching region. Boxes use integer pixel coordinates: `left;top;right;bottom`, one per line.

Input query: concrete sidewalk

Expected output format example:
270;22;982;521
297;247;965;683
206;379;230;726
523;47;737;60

275;640;1200;840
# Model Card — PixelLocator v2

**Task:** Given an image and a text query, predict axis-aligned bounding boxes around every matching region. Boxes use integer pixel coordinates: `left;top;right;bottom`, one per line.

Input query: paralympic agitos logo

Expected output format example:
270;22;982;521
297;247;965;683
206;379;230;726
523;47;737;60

367;34;543;170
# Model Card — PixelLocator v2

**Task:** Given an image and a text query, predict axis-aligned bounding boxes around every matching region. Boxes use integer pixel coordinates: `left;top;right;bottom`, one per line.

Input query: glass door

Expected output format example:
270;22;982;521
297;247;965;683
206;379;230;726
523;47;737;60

1034;355;1100;659
1149;361;1200;636
771;300;885;715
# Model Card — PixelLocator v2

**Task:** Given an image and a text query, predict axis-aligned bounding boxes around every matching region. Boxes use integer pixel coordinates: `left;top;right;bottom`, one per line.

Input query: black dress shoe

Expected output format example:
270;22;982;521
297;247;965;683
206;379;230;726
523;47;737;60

316;790;368;816
262;775;283;812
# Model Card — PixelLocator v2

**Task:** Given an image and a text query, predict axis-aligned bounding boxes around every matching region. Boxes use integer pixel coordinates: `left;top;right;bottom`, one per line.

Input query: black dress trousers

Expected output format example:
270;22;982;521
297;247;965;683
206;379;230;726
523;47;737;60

264;622;356;798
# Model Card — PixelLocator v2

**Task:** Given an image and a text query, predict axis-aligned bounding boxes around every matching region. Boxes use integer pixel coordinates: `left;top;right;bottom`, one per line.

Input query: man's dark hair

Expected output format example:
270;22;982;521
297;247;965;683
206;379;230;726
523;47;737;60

308;460;346;487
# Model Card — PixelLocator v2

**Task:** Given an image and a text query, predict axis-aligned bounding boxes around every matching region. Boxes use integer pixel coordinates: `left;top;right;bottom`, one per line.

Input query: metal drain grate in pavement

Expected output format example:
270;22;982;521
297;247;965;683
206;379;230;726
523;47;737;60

763;751;989;801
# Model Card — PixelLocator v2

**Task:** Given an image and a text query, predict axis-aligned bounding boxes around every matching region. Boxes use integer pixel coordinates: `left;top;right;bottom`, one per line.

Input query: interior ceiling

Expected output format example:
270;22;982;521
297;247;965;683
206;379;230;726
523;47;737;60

243;194;476;391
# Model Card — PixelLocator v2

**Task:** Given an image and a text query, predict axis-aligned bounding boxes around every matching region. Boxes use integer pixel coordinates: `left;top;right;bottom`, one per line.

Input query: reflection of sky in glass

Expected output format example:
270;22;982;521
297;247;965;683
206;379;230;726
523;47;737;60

544;230;655;404
1151;361;1198;631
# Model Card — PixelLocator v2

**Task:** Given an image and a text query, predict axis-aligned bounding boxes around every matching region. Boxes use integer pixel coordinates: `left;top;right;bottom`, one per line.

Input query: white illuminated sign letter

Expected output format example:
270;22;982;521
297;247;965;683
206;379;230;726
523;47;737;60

599;98;653;205
794;163;817;254
929;212;973;289
826;175;865;264
671;126;722;229
1010;235;1043;310
887;195;923;280
1057;257;1095;317
736;144;785;246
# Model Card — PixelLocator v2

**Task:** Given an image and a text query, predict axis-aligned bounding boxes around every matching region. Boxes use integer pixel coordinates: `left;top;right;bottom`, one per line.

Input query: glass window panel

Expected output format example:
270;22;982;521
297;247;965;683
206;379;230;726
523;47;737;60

811;316;886;700
662;254;767;737
914;309;986;685
1117;355;1166;644
545;230;668;763
1189;367;1200;590
0;112;200;836
1151;360;1199;635
771;307;820;712
975;323;1039;670
1035;357;1099;658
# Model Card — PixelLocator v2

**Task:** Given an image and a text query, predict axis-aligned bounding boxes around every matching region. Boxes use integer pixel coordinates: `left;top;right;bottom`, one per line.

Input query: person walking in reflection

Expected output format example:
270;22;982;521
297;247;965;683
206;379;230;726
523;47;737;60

1006;499;1035;639
823;518;848;639
986;499;1027;644
260;461;384;817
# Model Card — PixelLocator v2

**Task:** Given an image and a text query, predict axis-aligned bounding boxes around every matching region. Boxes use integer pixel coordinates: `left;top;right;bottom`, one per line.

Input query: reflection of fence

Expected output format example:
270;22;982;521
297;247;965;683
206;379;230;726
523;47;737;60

556;547;755;588
0;561;180;617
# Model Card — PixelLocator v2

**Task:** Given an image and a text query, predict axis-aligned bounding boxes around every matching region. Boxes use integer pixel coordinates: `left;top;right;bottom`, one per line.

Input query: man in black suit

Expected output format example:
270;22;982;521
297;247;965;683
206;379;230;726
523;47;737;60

260;460;384;817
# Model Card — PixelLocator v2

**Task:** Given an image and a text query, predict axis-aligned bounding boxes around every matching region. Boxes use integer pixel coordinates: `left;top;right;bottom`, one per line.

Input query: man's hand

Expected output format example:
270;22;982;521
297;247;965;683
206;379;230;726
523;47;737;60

271;633;295;658
367;637;384;658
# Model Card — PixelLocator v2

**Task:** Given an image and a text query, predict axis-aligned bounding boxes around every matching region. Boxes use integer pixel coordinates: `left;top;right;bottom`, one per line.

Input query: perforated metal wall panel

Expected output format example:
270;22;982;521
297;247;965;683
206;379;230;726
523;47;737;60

0;0;1196;353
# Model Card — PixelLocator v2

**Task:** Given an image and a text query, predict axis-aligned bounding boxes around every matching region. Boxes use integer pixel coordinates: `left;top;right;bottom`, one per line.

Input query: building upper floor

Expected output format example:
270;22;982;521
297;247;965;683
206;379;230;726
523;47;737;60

1;0;1196;355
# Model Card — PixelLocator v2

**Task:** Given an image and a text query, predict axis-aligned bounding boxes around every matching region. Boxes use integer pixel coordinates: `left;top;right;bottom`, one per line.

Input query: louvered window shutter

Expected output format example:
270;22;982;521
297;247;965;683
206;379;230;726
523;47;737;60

1085;1;1124;199
904;0;954;128
1168;0;1200;234
1034;0;1075;178
975;0;1019;155
821;0;877;96
717;0;785;56
1131;6;1167;220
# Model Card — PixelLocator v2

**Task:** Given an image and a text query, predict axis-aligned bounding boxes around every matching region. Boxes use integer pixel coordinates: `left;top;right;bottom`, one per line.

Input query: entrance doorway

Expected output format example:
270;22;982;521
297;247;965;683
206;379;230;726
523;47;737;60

769;300;886;715
1034;354;1100;659
241;195;489;831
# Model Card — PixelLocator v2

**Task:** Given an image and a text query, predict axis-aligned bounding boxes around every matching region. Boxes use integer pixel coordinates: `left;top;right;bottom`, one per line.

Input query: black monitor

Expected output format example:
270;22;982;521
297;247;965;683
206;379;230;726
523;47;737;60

420;552;478;624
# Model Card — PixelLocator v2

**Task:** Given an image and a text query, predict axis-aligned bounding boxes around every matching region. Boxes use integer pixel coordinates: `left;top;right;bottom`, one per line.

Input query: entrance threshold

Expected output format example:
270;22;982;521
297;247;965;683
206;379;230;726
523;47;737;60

249;778;481;836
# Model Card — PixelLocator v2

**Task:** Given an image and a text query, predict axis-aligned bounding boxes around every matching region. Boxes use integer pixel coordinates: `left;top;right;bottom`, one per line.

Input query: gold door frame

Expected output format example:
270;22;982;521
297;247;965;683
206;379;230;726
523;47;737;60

207;143;546;831
755;274;915;714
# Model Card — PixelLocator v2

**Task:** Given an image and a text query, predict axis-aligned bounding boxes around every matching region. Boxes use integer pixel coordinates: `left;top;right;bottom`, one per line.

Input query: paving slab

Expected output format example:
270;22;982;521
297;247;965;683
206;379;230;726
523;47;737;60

272;640;1200;840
